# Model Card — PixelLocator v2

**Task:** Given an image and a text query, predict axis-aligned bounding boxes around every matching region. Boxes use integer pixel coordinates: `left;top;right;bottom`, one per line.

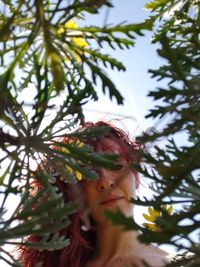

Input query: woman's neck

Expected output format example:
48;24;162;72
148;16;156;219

86;222;169;267
92;223;141;263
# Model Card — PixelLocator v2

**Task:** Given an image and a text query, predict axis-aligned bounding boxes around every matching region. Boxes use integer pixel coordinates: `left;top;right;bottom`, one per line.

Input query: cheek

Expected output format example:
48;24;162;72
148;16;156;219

120;175;136;217
81;182;97;206
81;186;105;223
121;174;136;200
130;175;136;195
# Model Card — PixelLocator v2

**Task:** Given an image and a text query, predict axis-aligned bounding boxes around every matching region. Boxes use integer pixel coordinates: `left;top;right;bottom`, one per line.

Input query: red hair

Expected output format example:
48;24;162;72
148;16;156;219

81;121;141;186
18;121;140;267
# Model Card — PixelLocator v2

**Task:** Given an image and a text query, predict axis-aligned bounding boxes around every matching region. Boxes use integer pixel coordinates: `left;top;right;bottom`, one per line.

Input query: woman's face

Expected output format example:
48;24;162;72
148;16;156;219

81;138;136;225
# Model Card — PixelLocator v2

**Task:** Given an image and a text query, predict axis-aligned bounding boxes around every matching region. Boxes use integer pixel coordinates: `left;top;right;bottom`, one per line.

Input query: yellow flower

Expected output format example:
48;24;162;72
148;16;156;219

64;19;78;29
65;164;83;181
74;37;88;48
60;137;84;151
75;170;83;181
75;139;84;148
61;138;85;181
143;205;173;232
57;19;88;62
57;27;65;34
71;35;88;62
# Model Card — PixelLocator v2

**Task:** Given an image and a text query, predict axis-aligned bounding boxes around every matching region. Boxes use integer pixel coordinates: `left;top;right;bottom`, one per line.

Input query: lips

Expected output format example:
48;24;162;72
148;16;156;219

99;196;124;205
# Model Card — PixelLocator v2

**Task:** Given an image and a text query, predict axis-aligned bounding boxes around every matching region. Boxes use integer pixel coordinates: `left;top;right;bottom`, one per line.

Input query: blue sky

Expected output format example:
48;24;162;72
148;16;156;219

82;0;166;134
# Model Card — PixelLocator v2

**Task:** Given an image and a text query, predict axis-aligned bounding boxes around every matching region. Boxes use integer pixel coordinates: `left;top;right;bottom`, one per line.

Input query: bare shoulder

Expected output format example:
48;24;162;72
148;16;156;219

85;246;171;267
118;246;171;267
138;245;171;267
102;253;169;267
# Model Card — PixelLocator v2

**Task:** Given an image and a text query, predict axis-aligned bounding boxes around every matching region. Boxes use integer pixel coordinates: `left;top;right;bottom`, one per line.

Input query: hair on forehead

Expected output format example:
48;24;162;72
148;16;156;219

81;121;141;189
80;121;140;163
82;121;133;144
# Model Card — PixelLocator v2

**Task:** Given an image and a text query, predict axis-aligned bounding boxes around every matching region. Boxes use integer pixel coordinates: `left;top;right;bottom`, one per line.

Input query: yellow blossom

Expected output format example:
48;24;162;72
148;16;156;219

57;19;88;62
65;164;83;181
57;27;65;34
74;37;88;48
61;138;84;181
143;205;173;232
75;170;83;181
75;139;84;147
64;19;78;29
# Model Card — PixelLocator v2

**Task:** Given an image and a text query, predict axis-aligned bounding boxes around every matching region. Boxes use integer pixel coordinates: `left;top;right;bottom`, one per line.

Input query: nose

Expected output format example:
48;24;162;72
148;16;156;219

97;168;115;191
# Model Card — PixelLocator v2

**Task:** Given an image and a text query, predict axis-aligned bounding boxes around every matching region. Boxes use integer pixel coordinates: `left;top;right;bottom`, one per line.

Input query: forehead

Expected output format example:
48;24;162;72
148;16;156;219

97;137;124;154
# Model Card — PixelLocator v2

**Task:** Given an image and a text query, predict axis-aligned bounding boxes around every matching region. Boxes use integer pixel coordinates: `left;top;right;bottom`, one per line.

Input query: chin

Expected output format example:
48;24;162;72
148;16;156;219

93;205;132;226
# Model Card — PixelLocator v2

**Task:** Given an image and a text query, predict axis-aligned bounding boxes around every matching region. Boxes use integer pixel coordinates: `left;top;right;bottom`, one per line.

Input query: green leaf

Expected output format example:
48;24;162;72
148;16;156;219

85;49;126;71
145;0;170;11
87;61;124;104
22;234;70;251
104;209;139;231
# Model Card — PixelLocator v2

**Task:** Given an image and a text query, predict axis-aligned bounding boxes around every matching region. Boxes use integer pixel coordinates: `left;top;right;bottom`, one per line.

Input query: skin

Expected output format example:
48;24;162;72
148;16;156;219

81;138;170;267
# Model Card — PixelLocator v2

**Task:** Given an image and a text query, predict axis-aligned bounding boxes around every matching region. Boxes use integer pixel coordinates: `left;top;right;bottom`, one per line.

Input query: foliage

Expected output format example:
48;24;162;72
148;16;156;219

105;0;200;266
0;0;152;265
1;0;199;266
